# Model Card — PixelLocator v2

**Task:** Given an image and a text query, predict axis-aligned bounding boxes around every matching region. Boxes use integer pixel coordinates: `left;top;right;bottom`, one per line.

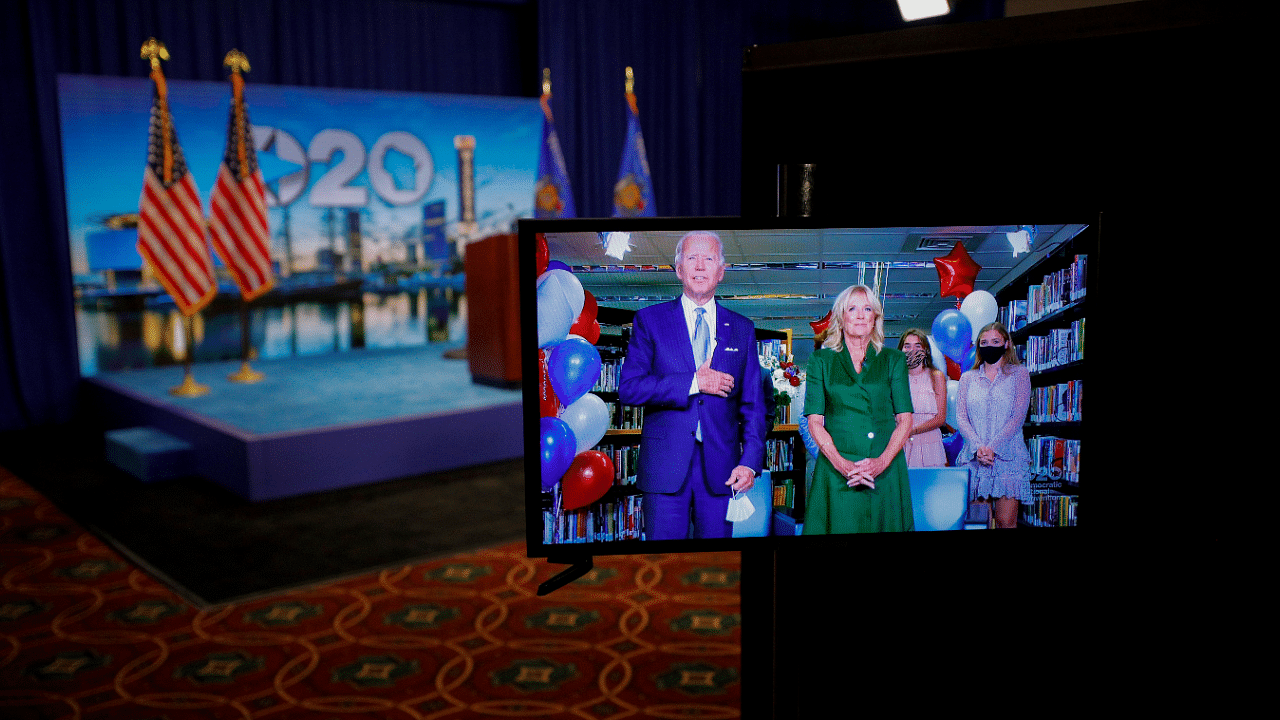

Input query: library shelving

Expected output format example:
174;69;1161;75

995;225;1094;528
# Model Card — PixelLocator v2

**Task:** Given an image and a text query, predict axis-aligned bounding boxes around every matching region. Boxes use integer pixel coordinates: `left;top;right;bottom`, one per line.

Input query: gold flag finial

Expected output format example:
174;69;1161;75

625;66;634;95
140;38;169;70
224;49;250;75
542;68;551;96
222;50;252;181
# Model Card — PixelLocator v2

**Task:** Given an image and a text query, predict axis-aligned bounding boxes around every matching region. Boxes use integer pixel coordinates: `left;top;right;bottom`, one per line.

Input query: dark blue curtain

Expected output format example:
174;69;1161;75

1;0;1000;431
536;0;1003;219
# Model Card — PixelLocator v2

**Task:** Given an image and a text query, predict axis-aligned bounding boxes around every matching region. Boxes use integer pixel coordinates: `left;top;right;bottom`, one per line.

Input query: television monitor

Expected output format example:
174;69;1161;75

520;213;1099;585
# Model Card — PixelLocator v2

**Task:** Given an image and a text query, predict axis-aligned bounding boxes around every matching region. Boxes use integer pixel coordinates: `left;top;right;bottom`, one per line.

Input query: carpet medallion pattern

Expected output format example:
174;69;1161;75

0;469;743;718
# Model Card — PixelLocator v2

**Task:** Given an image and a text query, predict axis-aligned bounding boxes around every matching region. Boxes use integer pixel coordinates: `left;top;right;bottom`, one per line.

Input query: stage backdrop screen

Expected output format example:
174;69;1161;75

57;74;540;376
521;215;1097;557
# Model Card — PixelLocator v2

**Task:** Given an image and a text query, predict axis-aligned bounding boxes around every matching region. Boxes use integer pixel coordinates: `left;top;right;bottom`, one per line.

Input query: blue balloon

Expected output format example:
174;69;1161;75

546;260;571;273
547;337;602;407
960;343;977;372
942;431;965;468
540;417;577;489
931;309;973;364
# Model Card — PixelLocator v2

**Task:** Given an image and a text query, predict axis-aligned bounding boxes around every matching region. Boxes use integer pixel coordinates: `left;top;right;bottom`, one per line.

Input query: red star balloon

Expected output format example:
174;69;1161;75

934;242;981;301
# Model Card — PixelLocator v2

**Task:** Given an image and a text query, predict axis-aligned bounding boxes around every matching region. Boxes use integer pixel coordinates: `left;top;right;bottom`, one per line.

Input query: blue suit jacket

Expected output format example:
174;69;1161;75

618;298;767;495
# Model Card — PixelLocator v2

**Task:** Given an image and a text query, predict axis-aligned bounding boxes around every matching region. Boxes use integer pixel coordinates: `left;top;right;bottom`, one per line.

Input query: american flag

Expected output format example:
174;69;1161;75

137;66;216;317
208;65;273;300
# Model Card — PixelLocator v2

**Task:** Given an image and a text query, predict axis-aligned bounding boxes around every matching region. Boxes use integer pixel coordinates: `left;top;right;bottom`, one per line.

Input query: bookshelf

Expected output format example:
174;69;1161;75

995;225;1094;528
541;307;806;543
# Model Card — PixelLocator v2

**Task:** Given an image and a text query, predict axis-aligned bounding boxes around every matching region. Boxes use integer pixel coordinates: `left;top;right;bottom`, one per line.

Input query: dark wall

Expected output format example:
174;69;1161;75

738;6;1242;711
741;1;1239;216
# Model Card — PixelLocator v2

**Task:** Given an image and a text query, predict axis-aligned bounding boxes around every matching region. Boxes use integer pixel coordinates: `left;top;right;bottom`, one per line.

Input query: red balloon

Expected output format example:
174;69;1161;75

573;319;601;344
946;357;962;381
561;451;615;510
809;310;833;339
536;233;549;276
569;290;600;342
539;350;560;417
934;242;981;301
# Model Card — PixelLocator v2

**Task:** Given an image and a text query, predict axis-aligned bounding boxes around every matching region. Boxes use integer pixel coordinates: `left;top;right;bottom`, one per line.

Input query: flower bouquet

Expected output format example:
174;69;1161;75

760;354;805;426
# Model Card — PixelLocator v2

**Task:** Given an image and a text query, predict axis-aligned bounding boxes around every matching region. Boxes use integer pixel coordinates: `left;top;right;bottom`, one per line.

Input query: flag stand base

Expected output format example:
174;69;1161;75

228;361;264;384
170;372;210;397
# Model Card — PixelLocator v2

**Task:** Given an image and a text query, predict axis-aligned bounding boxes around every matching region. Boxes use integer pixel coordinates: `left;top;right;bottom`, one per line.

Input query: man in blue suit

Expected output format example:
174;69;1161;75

619;231;767;540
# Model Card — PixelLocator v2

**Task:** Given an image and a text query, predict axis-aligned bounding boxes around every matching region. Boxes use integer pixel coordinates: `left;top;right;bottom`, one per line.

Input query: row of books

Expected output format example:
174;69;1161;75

1019;317;1085;372
601;402;645;430
1021;491;1078;527
1027;435;1081;485
594;442;641;485
543;492;645;544
594;358;626;393
1026;254;1088;323
765;436;797;472
589;438;795;482
1029;380;1083;423
1001;300;1028;331
773;477;797;510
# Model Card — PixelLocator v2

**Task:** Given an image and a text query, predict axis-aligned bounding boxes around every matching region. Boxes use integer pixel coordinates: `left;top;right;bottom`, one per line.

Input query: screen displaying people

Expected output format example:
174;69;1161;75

618;231;767;540
534;221;1089;544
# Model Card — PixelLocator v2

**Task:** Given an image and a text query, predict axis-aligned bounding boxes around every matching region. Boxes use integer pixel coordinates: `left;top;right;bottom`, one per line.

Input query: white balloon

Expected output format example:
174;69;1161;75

946;379;960;429
536;278;573;347
560;393;611;454
960;290;998;341
927;334;947;375
539;269;585;319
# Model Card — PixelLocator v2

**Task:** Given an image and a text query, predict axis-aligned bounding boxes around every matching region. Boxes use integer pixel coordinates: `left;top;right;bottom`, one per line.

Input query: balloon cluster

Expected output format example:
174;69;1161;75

926;243;998;434
535;233;615;511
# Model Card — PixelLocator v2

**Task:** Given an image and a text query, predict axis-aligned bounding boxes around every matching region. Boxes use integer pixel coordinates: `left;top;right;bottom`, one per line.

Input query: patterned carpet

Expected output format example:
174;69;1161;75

0;467;744;719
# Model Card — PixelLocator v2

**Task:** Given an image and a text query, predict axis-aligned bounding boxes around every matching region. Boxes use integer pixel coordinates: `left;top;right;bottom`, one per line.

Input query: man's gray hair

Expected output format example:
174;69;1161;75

672;231;725;265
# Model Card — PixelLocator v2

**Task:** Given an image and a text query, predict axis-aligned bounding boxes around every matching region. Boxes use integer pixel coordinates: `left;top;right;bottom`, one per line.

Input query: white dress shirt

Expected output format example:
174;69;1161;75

681;293;717;395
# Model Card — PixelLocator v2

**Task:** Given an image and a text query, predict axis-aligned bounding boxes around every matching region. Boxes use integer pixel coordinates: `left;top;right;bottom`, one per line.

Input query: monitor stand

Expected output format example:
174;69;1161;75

536;555;594;596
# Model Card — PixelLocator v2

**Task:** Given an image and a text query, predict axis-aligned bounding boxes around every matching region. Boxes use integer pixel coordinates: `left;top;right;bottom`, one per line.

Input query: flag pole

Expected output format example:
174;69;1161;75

171;315;209;397
223;49;265;384
142;38;209;398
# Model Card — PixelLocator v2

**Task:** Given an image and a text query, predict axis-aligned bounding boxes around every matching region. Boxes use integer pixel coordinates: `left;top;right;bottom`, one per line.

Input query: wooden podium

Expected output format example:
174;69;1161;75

464;232;522;388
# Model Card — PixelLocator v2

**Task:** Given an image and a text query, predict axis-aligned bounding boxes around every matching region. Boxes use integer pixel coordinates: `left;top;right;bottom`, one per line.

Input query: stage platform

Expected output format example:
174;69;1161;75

83;342;524;501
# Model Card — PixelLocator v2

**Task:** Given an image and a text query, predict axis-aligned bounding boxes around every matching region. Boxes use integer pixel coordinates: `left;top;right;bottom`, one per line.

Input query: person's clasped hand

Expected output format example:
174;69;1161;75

976;446;995;466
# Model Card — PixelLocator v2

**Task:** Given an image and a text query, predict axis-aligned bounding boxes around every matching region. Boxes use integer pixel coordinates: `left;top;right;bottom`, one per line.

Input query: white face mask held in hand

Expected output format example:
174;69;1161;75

726;490;755;522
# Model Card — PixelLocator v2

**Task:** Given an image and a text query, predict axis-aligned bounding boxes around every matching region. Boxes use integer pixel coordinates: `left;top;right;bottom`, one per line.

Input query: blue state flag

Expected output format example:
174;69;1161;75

613;92;655;217
534;94;576;219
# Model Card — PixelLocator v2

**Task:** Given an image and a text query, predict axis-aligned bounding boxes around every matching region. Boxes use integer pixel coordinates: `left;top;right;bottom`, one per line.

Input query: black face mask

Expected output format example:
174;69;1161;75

978;345;1006;365
905;347;926;369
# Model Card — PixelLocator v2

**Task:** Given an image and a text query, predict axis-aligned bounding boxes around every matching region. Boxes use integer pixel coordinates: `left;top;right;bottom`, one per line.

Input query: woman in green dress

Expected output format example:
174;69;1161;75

803;284;915;534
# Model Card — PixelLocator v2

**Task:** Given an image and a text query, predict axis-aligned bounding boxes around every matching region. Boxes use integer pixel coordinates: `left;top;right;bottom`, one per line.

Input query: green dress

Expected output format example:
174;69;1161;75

802;345;915;534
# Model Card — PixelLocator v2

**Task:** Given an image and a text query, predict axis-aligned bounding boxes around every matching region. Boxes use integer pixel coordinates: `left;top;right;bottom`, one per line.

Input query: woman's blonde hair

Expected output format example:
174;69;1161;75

821;284;884;353
972;321;1021;371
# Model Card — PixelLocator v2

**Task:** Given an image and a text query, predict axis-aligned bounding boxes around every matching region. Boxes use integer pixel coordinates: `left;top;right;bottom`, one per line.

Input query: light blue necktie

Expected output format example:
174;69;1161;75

694;307;708;441
693;307;709;367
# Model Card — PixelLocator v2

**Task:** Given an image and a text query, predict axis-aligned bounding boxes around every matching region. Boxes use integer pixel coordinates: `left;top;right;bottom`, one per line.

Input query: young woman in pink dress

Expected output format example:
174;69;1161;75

898;329;948;467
